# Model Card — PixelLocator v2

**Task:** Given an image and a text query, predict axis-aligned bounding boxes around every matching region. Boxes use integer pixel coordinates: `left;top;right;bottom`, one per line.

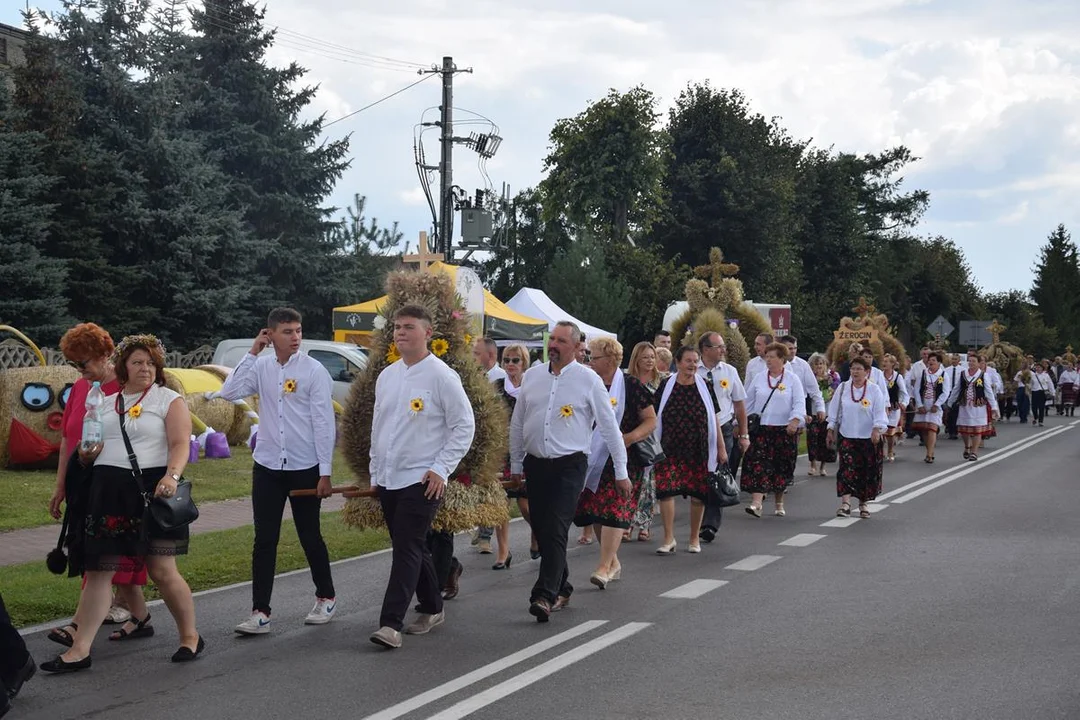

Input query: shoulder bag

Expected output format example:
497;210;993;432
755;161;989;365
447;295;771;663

119;395;199;532
706;463;740;508
631;374;666;466
746;383;779;437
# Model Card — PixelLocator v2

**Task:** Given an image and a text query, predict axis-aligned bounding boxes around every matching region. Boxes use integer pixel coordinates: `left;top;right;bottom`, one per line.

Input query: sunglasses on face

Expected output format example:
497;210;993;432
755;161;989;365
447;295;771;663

502;357;522;365
67;359;89;370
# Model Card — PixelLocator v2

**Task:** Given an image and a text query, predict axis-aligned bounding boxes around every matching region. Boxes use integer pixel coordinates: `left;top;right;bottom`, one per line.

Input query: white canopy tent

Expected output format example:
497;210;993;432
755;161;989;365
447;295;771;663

505;288;617;345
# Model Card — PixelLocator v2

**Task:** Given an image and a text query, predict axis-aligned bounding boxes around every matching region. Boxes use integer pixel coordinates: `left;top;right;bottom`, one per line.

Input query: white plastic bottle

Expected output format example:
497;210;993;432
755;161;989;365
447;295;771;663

81;381;105;449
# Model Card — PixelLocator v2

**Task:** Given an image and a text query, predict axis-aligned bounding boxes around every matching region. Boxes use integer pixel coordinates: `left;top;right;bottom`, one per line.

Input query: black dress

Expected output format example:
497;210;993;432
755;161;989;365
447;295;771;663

494;379;527;499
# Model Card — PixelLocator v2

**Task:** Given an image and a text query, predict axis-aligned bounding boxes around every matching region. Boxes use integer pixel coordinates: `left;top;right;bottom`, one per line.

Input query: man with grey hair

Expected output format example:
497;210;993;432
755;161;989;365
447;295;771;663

473;336;506;384
510;321;628;622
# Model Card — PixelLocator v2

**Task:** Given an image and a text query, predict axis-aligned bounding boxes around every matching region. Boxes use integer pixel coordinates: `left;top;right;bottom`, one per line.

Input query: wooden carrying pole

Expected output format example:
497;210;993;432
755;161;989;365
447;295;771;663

290;480;519;498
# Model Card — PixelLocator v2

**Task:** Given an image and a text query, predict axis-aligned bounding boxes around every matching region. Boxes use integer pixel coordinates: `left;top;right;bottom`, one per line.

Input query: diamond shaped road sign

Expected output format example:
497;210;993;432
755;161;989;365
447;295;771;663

926;315;955;338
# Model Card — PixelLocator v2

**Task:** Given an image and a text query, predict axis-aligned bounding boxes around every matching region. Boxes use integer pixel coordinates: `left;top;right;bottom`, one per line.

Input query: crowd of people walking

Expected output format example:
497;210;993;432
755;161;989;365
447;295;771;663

4;313;1067;715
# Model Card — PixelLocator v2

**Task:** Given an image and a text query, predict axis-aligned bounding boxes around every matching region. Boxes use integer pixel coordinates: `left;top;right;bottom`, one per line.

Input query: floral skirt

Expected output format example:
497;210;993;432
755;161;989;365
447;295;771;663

501;461;528;499
836;437;884;501
741;425;797;495
806;418;836;463
574;463;644;529
653;457;709;502
84;465;190;572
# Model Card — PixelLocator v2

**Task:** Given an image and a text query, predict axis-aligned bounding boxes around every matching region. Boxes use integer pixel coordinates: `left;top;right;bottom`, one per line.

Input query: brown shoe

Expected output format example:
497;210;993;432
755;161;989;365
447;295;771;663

552;595;570;612
442;561;463;600
529;598;552;623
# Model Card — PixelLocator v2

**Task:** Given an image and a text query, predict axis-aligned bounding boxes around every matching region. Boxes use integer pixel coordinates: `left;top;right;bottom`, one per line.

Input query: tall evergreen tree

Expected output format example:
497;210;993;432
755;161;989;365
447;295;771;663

543;234;630;333
0;82;69;341
187;0;351;337
1030;224;1080;346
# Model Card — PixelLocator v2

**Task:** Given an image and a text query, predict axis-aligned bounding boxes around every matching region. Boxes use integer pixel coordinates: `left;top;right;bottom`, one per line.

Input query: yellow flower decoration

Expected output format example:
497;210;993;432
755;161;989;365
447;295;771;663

975;379;983;387
719;379;730;390
464;333;473;347
860;398;871;408
128;405;142;419
559;404;574;418
410;397;424;414
777;384;786;391
387;343;401;363
283;378;297;394
610;397;618;408
431;338;449;357
937;376;944;384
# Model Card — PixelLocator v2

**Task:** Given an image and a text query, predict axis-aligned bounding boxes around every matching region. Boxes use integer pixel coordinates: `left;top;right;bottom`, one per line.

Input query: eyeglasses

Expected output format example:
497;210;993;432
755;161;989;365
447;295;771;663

502;357;522;365
701;344;725;350
590;354;619;361
67;359;89;370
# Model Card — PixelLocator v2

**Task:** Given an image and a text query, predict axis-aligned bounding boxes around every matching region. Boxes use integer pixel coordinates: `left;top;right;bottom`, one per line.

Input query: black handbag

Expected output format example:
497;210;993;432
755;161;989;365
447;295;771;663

630;433;666;467
707;463;740;507
746;384;780;437
119;396;199;532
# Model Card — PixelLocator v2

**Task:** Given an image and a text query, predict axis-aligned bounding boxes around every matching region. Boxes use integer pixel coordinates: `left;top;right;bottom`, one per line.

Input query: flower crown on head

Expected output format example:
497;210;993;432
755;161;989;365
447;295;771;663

111;333;166;363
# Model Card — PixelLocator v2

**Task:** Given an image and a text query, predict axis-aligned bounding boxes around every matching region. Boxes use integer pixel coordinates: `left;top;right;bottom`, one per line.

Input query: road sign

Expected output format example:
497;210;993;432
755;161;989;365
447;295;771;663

959;321;992;348
926;315;954;338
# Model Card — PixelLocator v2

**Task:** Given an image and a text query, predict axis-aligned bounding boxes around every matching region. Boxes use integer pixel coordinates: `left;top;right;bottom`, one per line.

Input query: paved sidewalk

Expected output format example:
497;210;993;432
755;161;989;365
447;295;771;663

0;495;347;568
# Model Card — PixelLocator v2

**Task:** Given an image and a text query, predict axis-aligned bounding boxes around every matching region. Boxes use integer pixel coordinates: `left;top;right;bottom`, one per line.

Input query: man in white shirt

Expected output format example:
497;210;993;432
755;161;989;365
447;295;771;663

943;353;964;439
858;347;888;389
471;336;504;555
696;332;750;544
473;336;506;384
369;304;475;649
510;321;628;623
744;333;772;386
782;335;827;423
219;307;338;635
906;346;931;439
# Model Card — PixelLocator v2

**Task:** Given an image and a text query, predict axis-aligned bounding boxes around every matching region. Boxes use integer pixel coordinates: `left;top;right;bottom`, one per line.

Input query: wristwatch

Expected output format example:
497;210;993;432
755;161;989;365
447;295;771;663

739;433;750;439
168;473;181;482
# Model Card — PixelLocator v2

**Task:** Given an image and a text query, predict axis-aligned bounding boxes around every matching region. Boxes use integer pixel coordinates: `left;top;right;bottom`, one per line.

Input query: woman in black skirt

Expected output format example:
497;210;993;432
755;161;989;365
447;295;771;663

741;342;804;517
41;335;203;673
827;357;889;519
806;353;839;476
492;343;536;567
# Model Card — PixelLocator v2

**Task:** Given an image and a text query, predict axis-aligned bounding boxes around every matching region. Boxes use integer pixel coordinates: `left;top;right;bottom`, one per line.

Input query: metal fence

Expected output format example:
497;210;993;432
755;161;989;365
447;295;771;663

0;340;216;370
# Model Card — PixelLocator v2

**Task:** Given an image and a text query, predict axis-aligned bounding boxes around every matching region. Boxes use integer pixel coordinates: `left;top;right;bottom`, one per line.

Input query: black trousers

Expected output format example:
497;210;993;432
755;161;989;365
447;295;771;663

251;463;335;615
379;484;443;630
1032;390;1048;424
0;591;30;681
524;452;587;604
426;531;457;587
945;402;960;437
702;421;735;532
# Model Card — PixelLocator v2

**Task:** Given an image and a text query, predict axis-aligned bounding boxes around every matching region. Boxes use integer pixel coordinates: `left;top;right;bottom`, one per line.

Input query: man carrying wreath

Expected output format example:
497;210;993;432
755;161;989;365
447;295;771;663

368;305;475;648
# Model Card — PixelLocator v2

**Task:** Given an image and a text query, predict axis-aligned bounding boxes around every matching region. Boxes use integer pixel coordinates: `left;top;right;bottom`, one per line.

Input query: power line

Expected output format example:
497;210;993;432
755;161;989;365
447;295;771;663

324;73;436;128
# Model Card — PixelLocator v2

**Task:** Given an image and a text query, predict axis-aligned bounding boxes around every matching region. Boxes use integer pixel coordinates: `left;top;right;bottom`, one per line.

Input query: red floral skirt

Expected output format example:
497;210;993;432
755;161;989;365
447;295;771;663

836;436;884;501
653;456;709;502
741;425;798;495
574;463;644;529
806;418;836;463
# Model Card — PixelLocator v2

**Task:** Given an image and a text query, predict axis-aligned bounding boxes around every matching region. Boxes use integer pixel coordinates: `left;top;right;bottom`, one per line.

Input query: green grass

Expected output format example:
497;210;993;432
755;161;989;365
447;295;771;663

0;511;390;628
0;445;352;532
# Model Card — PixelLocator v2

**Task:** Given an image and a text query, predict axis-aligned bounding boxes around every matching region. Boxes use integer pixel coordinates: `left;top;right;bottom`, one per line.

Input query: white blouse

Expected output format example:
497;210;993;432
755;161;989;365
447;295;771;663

1060;369;1080;386
879;370;910;408
911;367;951;410
827;381;889;438
1031;371;1056;395
97;385;184;469
744;368;805;427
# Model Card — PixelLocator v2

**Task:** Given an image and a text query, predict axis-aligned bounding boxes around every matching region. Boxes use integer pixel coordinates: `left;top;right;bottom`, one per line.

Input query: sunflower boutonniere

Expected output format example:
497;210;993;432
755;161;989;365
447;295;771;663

610;397;618;409
559;404;574;422
409;397;424;415
777;383;786;392
283;378;297;394
719;378;730;391
128;404;143;419
860;398;871;409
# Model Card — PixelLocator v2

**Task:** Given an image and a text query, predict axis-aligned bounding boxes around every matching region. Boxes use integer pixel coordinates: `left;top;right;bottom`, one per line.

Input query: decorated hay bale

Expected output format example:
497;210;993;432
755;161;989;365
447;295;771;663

340;269;509;533
978;320;1024;396
164;368;258;445
0;365;80;468
825;299;909;371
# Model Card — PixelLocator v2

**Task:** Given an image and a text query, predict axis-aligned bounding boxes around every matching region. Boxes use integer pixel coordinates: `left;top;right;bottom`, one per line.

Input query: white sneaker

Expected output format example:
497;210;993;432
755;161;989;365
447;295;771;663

304;597;337;625
105;605;132;625
235;611;271;635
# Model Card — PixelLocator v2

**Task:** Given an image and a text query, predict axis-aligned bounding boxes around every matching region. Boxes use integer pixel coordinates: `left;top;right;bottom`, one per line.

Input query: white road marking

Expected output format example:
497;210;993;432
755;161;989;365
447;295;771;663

726;554;782;571
360;620;608;720
778;533;826;547
892;427;1070;504
659;579;729;598
820;518;860;528
422;622;652;720
864;503;889;513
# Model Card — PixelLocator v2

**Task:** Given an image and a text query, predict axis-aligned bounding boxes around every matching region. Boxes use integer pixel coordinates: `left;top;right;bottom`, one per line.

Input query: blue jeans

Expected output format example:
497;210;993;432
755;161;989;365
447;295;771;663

1016;388;1030;423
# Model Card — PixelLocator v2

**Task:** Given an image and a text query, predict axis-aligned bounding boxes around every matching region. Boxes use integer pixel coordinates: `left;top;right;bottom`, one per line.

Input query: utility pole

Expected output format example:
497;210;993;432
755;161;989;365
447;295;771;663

421;56;471;263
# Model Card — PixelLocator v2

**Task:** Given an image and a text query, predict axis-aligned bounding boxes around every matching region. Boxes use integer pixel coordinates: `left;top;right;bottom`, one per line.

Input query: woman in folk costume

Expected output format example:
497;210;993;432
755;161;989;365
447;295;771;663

946;352;1000;461
1058;363;1079;417
909;350;951;464
978;356;999;439
574;338;656;586
806;353;840;477
741;342;804;518
651;346;726;555
879;354;910;463
827;357;889;519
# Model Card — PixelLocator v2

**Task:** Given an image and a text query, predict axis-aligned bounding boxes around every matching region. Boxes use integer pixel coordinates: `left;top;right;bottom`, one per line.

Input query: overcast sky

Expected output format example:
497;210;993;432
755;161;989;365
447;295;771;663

5;0;1079;300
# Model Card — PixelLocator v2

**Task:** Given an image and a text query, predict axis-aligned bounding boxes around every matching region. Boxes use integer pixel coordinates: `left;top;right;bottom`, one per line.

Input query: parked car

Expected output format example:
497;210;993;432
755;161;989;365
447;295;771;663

212;339;368;405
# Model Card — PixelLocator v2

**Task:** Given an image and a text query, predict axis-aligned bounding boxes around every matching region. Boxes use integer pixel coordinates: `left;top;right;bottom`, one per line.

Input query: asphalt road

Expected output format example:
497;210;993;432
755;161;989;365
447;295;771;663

12;414;1080;720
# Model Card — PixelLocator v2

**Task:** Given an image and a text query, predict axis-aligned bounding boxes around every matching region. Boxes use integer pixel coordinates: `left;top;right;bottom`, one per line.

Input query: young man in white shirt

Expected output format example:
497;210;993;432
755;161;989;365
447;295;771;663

369;304;475;649
696;332;750;544
782;335;827;423
744;333;772;386
510;321;628;623
943;353;964;440
219;308;338;635
471;336;504;555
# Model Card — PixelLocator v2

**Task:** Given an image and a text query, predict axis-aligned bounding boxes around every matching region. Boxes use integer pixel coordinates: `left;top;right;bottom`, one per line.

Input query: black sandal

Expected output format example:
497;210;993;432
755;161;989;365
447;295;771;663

109;613;154;642
47;623;78;648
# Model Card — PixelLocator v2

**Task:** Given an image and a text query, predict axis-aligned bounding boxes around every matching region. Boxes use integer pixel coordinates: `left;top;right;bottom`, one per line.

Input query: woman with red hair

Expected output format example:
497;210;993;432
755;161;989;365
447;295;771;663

47;324;152;648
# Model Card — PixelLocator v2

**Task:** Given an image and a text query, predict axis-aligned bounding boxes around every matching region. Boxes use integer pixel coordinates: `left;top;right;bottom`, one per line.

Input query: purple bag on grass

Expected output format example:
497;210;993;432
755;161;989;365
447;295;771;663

188;437;200;463
204;431;231;459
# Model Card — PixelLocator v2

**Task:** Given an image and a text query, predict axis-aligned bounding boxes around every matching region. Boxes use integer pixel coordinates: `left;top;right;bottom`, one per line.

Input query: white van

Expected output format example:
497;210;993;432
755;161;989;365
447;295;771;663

212;339;368;405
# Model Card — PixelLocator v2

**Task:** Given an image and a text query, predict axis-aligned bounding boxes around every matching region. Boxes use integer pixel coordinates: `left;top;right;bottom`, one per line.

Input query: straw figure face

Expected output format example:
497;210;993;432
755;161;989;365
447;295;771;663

0;365;81;468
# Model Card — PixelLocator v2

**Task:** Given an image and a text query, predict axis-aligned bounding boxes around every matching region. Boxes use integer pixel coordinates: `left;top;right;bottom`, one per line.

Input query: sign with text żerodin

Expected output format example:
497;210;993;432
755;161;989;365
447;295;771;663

833;327;879;344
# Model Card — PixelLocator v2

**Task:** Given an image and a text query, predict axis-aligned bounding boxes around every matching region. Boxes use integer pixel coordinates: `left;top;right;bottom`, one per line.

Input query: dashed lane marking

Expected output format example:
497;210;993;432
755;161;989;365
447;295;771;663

659;579;729;599
778;533;826;547
725;555;782;571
